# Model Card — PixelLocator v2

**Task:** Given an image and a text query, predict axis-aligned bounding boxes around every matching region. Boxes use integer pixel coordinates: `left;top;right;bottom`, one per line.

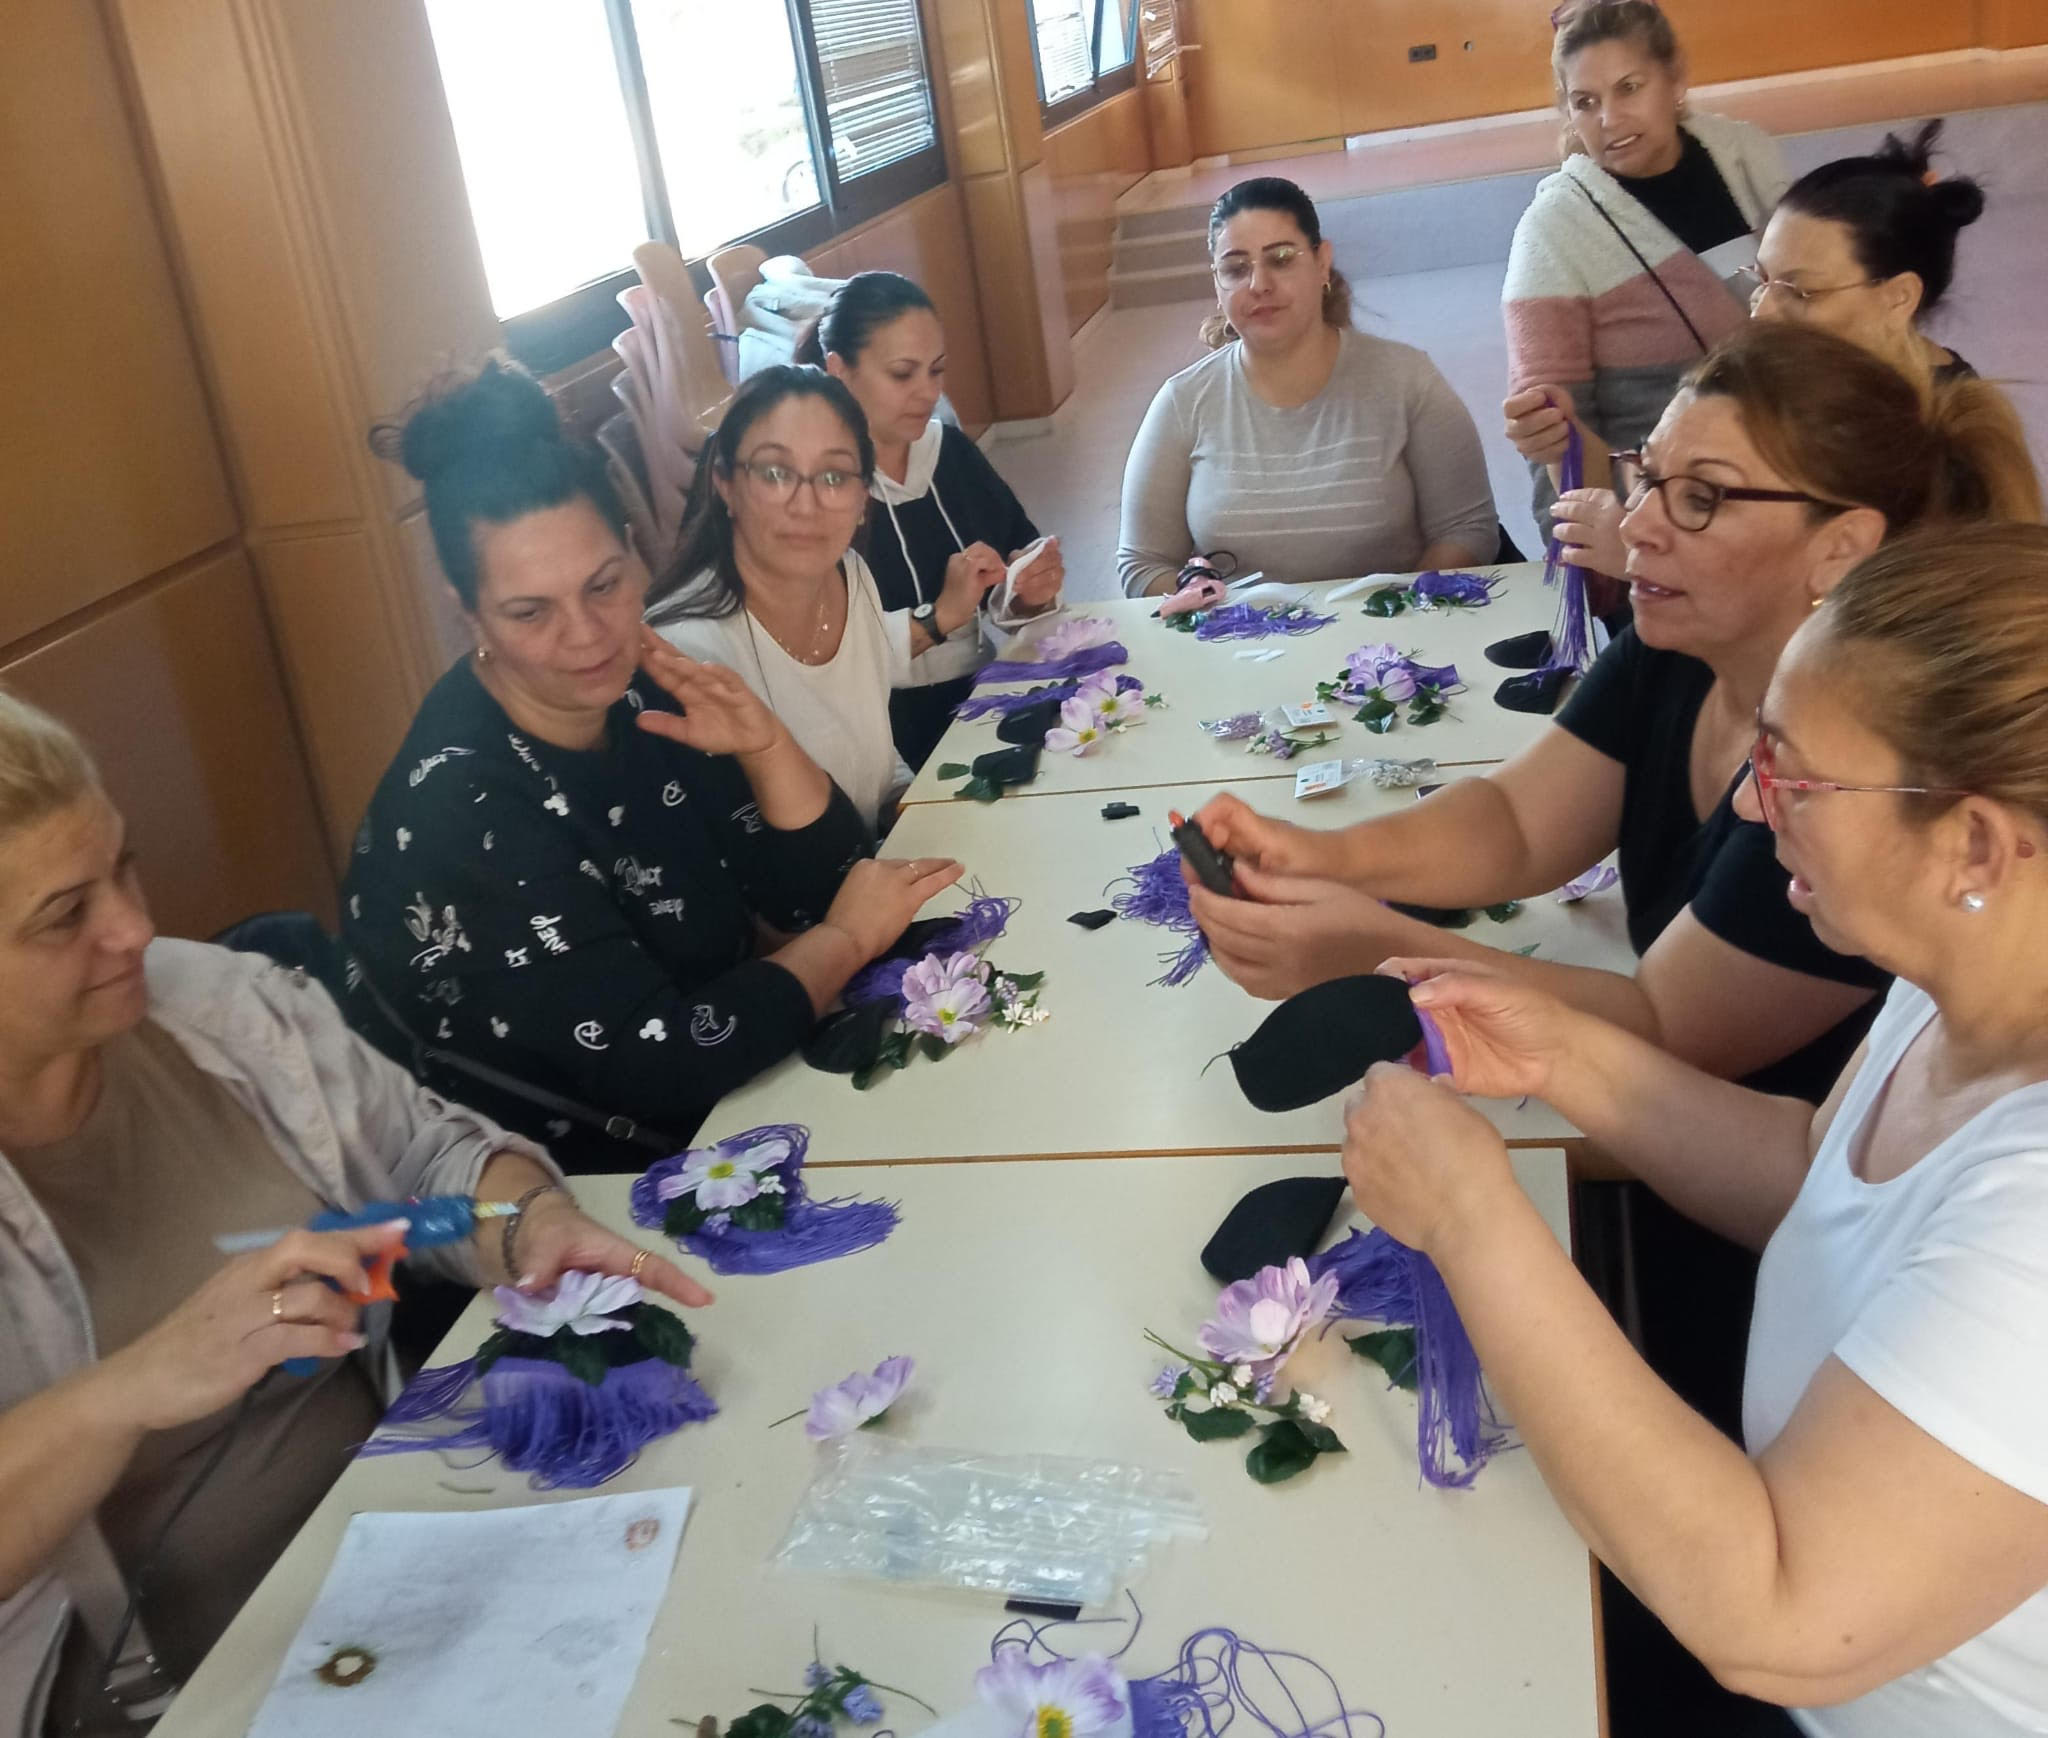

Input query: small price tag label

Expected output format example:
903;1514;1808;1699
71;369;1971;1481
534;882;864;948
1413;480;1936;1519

1294;759;1349;800
1280;701;1335;731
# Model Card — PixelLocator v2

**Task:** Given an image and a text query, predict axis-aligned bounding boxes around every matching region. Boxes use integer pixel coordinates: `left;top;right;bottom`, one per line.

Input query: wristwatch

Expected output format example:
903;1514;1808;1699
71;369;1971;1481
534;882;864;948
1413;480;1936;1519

911;601;939;643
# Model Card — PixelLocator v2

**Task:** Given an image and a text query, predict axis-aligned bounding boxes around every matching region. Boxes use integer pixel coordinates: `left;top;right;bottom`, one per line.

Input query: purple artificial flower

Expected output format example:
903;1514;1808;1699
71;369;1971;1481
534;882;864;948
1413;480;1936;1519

1037;615;1117;660
1149;1362;1190;1399
805;1355;915;1440
1078;673;1146;728
1555;864;1620;903
793;1717;833;1738
901;951;993;1042
491;1270;640;1338
657;1134;792;1212
1409;660;1461;694
804;1663;833;1691
1197;1257;1341;1392
976;1651;1129;1738
1375;664;1418;702
843;1684;885;1725
1044;695;1106;756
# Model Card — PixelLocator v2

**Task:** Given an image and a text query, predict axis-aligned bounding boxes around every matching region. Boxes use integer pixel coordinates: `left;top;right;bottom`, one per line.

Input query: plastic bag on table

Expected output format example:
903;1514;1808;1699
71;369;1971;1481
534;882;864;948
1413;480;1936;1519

772;1435;1206;1608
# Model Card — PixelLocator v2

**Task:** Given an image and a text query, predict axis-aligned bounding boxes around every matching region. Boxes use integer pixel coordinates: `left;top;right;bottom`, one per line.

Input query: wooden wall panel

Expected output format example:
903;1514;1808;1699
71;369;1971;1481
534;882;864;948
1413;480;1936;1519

1182;0;1992;159
0;0;236;647
1;552;336;940
1179;0;1345;158
1983;0;2048;45
1046;91;1153;333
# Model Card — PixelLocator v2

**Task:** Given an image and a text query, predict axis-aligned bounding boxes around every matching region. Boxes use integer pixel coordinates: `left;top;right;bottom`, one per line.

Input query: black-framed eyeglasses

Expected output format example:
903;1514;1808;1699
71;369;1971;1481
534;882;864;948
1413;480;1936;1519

1613;449;1833;533
733;459;865;505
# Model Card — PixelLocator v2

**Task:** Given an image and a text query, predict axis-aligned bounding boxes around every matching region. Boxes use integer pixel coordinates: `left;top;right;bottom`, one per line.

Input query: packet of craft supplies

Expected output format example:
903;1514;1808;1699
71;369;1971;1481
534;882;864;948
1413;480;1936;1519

1295;756;1439;800
773;1436;1206;1606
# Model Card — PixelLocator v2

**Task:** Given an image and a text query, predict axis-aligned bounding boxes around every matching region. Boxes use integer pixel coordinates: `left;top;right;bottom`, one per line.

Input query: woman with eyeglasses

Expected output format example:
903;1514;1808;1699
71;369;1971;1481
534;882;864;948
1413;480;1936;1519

1750;120;1986;389
1549;121;2001;583
1502;1;1787;515
1186;323;2038;1450
1117;176;1498;598
1185;323;2039;1094
795;272;1062;774
649;365;1003;827
344;361;962;1172
1341;521;2048;1738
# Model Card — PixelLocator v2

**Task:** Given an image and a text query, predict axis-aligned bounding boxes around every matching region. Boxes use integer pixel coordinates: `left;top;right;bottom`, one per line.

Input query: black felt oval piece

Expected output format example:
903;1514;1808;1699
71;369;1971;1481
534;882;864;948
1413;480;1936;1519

996;698;1066;745
1201;1175;1348;1282
972;742;1042;786
1228;974;1425;1113
1493;665;1574;715
802;1000;897;1074
1484;629;1553;670
1068;908;1117;930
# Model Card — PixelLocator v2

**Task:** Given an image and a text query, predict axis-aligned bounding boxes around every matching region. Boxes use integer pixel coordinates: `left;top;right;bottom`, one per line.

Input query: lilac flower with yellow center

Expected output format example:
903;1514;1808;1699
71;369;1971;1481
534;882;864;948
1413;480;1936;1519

975;1651;1129;1738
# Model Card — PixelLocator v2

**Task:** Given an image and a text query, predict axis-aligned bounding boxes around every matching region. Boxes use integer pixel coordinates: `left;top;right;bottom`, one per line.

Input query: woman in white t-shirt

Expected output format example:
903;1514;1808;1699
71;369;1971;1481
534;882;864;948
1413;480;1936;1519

647;365;1001;828
1336;520;2048;1736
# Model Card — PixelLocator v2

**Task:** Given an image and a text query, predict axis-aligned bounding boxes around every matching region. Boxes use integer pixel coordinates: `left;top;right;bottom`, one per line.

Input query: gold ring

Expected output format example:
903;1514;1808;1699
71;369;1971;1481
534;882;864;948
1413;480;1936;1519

628;1249;650;1281
270;1289;286;1321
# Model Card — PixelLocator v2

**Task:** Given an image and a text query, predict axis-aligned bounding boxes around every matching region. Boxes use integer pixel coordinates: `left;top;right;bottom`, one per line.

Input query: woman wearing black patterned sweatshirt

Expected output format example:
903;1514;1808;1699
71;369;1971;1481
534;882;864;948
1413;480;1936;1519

342;361;961;1170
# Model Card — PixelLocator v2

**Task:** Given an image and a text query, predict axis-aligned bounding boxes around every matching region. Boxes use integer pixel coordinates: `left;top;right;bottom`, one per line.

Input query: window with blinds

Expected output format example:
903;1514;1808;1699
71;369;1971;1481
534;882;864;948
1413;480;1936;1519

1031;0;1137;120
810;0;939;179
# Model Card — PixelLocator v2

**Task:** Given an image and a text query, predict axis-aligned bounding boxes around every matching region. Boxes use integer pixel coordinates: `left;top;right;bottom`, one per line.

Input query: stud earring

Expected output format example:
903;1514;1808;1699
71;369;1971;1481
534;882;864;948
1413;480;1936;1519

1809;596;1824;611
1962;892;1987;912
474;645;491;663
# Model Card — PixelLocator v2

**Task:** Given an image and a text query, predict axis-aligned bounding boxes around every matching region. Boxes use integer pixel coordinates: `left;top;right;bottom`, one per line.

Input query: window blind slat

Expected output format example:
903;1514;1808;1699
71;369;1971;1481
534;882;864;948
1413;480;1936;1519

809;0;937;177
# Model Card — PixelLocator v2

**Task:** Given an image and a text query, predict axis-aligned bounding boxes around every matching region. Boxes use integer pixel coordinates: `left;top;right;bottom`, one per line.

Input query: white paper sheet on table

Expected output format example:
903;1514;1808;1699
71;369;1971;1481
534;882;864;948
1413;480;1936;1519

245;1486;691;1738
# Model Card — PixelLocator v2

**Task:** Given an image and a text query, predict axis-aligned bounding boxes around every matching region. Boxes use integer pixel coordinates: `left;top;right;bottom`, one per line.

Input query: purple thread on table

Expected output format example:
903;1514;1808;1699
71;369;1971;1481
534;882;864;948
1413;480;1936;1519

1109;847;1210;987
842;892;1018;1006
971;643;1129;686
954;674;1143;721
1189;604;1336;642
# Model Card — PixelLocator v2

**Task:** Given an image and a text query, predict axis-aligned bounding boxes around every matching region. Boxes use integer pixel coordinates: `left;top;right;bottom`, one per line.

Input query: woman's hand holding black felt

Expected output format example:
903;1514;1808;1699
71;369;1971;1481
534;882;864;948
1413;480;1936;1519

824;857;966;960
1379;957;1577;1101
636;629;784;757
1186;793;1345;880
1191;861;1414;1001
1341;1063;1515;1260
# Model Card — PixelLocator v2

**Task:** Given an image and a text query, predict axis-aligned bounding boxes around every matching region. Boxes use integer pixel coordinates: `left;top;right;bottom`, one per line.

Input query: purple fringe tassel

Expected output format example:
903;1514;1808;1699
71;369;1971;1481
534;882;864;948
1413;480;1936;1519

1410;570;1498;608
630;1124;900;1274
1110;847;1211;987
843;892;1018;1006
1543;419;1593;674
362;1354;716;1489
1308;1228;1507;1489
1190;604;1336;642
954;673;1141;722
971;642;1129;687
676;1194;899;1275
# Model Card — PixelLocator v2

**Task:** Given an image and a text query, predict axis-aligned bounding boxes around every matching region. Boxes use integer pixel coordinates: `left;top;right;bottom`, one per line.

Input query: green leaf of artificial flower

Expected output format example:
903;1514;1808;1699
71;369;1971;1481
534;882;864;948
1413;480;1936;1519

631;1302;696;1368
955;776;1005;804
936;763;971;781
1245;1418;1323;1483
1361;710;1397;735
1407;698;1446;727
663;1195;710;1238
730;1195;786;1231
1363;587;1409;618
917;1033;952;1063
1483;901;1523;923
1004;969;1046;991
1348;1327;1420;1391
1182;1404;1255;1442
728;1705;796;1738
557;1333;611;1388
472;1327;513;1378
1297;1420;1347;1454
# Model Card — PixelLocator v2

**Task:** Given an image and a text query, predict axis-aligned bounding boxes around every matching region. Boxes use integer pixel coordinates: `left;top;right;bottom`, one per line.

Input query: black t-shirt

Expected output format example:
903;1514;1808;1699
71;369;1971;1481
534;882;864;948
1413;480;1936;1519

1613;128;1748;258
862;424;1041;772
340;662;873;1169
1557;627;1889;1101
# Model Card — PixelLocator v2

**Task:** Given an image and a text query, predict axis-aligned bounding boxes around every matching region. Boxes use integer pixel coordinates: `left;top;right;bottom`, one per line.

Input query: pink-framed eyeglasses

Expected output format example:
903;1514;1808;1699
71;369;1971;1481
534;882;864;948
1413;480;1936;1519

1750;713;2029;846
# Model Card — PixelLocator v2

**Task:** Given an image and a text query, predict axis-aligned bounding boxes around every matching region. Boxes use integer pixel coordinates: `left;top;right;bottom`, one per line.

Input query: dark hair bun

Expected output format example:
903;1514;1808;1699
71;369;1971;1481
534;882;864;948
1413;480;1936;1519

1927;175;1989;233
386;358;562;485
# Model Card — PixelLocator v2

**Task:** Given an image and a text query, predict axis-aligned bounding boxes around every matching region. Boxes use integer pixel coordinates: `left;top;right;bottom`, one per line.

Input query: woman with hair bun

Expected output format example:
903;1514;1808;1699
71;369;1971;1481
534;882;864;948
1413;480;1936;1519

1752;120;1989;387
1118;176;1498;597
342;358;963;1171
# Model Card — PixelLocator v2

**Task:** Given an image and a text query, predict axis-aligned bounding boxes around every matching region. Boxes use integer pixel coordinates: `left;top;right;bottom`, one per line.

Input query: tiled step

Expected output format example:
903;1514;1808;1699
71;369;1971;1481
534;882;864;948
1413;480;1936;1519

1106;259;1213;307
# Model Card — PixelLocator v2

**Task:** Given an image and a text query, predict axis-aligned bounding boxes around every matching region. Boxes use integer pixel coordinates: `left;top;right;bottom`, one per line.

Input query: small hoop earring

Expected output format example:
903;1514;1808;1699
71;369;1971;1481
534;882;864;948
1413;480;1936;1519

1962;892;1987;912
